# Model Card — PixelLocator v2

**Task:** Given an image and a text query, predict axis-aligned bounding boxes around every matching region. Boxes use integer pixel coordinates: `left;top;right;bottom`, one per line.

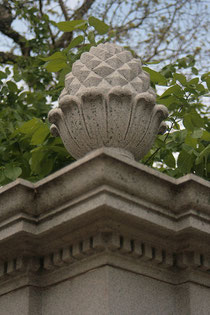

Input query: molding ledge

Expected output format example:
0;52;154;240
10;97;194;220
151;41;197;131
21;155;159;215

0;148;210;295
1;231;210;296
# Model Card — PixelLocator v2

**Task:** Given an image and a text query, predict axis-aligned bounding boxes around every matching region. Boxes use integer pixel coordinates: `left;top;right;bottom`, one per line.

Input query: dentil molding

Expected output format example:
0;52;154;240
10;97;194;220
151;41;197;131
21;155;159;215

0;149;210;296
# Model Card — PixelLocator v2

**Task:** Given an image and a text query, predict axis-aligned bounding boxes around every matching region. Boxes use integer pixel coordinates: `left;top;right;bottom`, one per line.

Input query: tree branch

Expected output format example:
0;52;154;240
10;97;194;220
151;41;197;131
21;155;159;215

39;0;55;45
113;1;151;39
54;0;96;49
0;51;19;63
70;0;95;20
0;1;30;56
58;0;69;20
144;1;187;62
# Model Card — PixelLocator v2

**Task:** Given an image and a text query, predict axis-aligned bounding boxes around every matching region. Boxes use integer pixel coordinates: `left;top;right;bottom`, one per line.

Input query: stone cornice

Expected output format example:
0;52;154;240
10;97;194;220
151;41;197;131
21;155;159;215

0;148;209;219
0;149;210;250
0;149;210;295
1;231;210;296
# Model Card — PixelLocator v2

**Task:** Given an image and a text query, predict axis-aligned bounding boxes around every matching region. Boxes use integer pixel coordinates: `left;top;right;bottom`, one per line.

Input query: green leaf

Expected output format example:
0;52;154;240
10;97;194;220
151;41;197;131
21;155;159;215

67;35;84;50
142;67;167;85
7;81;18;93
30;123;50;145
183;115;194;130
87;31;96;44
205;77;210;90
4;165;22;181
17;118;40;135
185;134;197;148
201;72;210;80
0;169;5;183
174;73;186;85
188;78;199;86
30;148;45;174
44;59;67;72
145;60;160;65
155;137;165;148
164;152;175;168
0;71;7;80
197;83;206;92
160;84;183;98
57;20;87;32
58;64;72;84
173;121;180;130
195;144;210;165
178;58;187;68
5;67;11;75
40;52;67;61
88;16;109;35
13;64;21;82
192;67;198;75
157;95;177;107
191;112;204;128
48;145;68;155
183;112;204;130
182;143;195;154
191;129;203;139
201;131;210;141
40;157;54;177
177;150;194;174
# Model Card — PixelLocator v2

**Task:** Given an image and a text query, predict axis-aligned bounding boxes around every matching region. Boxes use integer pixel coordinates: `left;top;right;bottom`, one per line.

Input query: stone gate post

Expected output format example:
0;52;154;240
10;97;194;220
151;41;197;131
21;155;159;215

0;44;210;315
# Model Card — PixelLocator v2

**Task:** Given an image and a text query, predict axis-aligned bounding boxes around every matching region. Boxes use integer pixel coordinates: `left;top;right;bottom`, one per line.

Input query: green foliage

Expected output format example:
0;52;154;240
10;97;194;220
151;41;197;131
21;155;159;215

0;69;74;185
142;67;167;86
0;16;110;185
39;17;110;84
142;57;210;179
88;17;110;35
0;15;209;186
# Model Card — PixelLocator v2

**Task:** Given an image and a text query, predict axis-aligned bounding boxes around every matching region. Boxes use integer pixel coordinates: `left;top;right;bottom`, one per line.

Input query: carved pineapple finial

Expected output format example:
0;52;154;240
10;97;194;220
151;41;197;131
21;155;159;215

48;43;168;160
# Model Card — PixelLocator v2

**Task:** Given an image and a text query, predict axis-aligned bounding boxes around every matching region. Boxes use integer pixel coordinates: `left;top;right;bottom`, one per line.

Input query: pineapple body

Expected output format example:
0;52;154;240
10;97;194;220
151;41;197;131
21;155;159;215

49;43;168;160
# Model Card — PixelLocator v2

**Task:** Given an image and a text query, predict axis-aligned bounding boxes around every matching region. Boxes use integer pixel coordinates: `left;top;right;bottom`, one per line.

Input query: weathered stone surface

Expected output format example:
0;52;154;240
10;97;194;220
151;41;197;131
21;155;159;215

48;43;168;160
0;149;210;314
0;286;41;315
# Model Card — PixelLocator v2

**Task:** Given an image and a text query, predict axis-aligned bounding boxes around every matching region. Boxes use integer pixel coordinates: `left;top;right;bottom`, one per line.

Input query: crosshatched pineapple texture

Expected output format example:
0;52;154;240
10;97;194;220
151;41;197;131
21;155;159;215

48;43;168;160
62;43;154;97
